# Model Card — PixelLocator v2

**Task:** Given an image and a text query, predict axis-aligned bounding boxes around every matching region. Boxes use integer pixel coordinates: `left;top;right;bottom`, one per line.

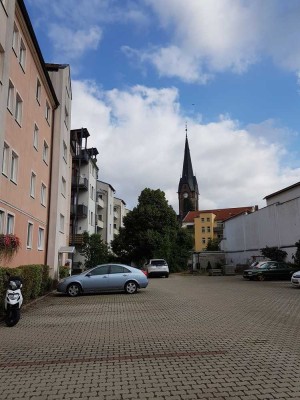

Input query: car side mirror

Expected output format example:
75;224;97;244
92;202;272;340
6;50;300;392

86;273;91;277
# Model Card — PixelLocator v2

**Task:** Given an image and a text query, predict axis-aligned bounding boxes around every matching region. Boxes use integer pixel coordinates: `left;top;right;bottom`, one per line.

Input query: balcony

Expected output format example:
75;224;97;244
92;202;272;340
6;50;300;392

214;225;223;233
72;176;89;190
70;204;88;218
97;197;104;209
97;219;104;229
73;149;89;164
69;234;84;246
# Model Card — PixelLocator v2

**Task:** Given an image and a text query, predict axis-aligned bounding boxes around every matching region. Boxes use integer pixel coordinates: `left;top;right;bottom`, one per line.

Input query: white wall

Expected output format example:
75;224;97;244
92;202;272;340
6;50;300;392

222;195;300;265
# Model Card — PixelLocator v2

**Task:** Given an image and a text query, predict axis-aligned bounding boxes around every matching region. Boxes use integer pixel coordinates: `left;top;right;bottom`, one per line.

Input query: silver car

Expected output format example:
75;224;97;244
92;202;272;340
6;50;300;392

57;263;148;297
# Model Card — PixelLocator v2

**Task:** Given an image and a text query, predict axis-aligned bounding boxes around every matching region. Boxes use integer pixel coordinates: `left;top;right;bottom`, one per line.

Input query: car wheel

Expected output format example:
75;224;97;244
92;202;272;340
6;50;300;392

165;274;169;278
257;274;265;281
124;281;137;294
67;283;81;297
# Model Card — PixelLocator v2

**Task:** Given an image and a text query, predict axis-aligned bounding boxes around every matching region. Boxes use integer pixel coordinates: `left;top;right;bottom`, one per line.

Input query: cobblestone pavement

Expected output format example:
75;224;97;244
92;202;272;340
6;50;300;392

1;274;300;400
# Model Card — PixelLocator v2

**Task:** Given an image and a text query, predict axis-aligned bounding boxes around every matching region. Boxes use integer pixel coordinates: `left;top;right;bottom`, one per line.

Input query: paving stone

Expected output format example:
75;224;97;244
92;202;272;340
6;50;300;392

1;275;300;400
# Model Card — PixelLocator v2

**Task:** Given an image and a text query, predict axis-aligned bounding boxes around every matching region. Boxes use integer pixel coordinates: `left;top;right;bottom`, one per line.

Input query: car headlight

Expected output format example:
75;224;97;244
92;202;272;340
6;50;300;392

7;293;20;300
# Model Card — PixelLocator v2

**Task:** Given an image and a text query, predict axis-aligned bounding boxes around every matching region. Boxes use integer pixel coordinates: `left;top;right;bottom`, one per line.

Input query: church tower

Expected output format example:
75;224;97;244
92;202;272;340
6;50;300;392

178;128;199;220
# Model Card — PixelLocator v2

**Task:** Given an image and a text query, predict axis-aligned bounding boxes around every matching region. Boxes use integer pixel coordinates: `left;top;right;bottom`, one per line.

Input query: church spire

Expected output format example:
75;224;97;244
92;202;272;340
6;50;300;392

182;126;195;191
178;125;199;220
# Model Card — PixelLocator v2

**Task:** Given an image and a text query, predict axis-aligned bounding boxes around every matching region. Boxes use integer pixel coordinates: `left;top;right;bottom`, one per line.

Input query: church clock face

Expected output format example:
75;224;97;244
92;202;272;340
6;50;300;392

183;192;189;198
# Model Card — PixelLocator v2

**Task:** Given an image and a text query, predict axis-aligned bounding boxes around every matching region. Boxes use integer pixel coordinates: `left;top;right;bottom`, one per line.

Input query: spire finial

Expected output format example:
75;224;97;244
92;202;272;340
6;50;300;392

185;122;188;138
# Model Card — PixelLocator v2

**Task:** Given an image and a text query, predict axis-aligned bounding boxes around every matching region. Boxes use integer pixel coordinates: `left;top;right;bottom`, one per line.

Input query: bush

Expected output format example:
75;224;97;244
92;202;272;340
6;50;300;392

59;266;70;279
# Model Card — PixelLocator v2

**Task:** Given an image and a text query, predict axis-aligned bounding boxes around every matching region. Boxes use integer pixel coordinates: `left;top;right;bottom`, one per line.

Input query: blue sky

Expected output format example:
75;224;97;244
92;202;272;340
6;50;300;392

25;0;300;211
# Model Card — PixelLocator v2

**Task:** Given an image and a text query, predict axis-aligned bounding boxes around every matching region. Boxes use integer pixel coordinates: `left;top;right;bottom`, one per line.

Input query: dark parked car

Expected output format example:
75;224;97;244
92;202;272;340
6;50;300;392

243;261;297;281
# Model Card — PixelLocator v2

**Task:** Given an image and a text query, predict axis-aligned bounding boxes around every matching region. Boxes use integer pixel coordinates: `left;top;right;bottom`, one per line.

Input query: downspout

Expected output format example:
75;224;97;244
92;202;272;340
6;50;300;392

45;107;57;271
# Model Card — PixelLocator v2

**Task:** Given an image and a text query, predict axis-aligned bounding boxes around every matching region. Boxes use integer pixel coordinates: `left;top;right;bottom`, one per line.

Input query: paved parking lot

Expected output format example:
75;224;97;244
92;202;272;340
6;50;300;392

1;274;300;400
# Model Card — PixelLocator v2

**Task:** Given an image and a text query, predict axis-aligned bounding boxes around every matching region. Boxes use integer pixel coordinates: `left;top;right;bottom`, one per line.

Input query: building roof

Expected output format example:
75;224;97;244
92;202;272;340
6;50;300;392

264;181;300;200
183;206;255;223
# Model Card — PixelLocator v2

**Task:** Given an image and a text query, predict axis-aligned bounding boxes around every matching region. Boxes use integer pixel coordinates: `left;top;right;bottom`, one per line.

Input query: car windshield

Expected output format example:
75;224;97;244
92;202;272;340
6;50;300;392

151;260;167;266
257;263;273;269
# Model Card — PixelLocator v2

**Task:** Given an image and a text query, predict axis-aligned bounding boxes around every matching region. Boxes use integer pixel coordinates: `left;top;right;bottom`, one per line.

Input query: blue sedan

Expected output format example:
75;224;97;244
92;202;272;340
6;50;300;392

57;264;149;297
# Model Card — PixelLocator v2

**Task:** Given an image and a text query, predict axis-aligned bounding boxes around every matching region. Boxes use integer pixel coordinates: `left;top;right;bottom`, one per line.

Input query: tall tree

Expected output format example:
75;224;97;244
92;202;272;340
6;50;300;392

111;188;193;271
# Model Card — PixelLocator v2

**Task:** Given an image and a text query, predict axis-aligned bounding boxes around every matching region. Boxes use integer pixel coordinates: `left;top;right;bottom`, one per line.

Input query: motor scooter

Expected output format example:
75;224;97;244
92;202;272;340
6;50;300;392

4;273;23;327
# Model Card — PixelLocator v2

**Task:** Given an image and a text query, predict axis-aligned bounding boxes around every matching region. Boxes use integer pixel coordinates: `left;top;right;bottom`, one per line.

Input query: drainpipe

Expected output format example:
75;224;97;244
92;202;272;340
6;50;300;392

45;107;57;274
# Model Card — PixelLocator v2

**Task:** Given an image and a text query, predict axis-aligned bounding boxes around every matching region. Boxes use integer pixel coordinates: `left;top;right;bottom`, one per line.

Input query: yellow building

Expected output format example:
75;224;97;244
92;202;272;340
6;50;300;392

183;207;255;252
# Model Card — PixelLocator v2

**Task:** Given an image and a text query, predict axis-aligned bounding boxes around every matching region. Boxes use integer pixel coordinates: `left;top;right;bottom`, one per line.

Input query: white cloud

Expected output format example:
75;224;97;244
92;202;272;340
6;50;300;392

71;80;300;211
48;25;102;60
127;0;300;82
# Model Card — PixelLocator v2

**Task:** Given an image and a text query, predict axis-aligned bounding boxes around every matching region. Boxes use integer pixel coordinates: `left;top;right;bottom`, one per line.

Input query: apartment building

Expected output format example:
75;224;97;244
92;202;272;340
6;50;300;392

0;0;60;267
183;207;255;252
113;197;128;234
69;128;99;268
46;64;72;276
96;180;115;246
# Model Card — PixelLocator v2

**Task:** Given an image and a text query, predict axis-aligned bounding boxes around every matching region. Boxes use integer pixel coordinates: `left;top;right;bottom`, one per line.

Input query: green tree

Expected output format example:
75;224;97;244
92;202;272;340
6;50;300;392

205;238;221;251
293;240;300;267
111;188;193;272
260;246;287;262
80;232;110;270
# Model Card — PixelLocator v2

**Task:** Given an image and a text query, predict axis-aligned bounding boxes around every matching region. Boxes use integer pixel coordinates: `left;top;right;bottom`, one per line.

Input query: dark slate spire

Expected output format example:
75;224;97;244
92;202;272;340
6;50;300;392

178;125;198;193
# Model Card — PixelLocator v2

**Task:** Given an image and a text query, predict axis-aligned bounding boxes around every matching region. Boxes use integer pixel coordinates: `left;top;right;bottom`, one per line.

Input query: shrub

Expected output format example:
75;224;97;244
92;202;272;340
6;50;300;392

59;266;70;279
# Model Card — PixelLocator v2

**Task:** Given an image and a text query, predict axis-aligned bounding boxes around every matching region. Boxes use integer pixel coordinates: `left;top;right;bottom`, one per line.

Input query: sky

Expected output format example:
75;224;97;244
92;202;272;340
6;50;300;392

25;0;300;212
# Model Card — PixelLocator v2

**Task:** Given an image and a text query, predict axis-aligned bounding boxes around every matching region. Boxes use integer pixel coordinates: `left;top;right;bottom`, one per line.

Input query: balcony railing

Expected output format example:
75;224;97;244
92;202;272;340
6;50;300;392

73;149;89;164
97;197;104;209
69;234;84;246
72;176;89;190
70;204;88;218
97;220;104;229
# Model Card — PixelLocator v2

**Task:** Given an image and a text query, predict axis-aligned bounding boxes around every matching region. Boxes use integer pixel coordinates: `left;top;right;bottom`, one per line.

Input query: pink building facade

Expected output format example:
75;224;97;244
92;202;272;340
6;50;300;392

0;0;61;269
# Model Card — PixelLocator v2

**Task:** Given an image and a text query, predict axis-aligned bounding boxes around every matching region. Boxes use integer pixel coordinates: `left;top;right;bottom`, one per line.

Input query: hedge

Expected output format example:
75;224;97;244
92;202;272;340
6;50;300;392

0;264;53;318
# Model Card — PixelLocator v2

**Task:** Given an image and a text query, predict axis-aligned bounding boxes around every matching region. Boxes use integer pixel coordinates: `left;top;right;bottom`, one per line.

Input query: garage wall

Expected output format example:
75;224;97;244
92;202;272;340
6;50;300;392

222;196;300;265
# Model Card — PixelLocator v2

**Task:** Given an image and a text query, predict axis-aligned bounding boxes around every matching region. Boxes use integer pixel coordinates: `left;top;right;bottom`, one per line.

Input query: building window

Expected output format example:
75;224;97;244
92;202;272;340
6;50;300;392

59;214;64;233
63;141;67;162
202;238;206;244
61;177;66;197
6;213;14;234
1;0;8;11
30;172;36;198
0;44;4;84
41;183;47;206
0;210;5;234
2;142;9;176
90;211;94;225
36;78;41;104
201;218;204;222
10;151;18;183
7;80;14;112
207;227;211;233
64;106;69;128
19;38;26;71
91;186;94;200
33;124;39;150
15;92;23;125
45;101;50;124
43;141;49;164
201;227;205;233
26;222;33;248
38;227;44;250
12;23;19;54
207;218;210;222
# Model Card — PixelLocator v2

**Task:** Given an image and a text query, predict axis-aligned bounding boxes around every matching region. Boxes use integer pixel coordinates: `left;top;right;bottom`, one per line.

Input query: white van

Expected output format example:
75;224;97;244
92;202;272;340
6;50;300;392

145;259;169;278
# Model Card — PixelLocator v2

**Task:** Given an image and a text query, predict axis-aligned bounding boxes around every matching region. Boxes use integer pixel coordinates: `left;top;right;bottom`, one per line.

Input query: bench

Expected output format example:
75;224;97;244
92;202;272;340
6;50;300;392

208;268;223;276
